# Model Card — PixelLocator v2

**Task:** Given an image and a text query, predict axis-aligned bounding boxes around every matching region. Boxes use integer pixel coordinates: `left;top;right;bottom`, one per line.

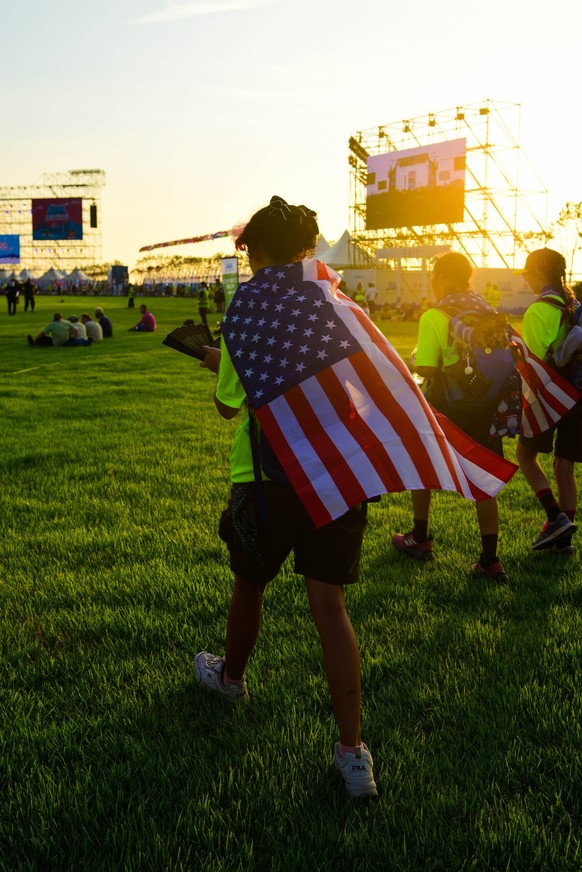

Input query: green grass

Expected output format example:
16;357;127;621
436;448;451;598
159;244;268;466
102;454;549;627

0;298;580;871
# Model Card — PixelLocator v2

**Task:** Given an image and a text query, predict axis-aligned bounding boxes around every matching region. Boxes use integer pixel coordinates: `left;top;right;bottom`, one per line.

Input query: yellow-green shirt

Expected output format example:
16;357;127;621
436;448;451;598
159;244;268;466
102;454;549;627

414;308;460;370
215;339;268;482
522;294;569;361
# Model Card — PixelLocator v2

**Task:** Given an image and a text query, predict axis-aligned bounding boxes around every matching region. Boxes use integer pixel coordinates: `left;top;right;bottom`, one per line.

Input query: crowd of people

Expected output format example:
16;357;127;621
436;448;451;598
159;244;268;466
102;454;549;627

26;307;114;347
194;196;581;801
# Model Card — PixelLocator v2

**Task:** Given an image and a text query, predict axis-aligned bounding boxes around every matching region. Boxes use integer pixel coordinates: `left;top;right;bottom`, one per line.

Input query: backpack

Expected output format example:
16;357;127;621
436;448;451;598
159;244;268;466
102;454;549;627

435;304;521;437
539;296;582;391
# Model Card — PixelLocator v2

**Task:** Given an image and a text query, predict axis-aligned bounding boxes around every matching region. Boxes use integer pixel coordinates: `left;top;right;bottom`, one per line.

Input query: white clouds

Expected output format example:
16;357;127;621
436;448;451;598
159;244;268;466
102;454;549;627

136;0;279;24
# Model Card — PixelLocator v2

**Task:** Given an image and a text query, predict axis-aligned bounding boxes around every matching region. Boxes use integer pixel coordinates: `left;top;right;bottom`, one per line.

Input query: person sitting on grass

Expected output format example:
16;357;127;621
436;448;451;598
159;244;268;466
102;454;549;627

95;306;113;338
68;315;90;345
81;313;103;342
197;195;377;799
128;304;156;332
28;312;75;347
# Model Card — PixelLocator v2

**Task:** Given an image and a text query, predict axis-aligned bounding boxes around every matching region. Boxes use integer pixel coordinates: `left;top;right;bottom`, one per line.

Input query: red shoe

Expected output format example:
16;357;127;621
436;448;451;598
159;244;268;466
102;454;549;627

392;532;433;561
472;560;509;583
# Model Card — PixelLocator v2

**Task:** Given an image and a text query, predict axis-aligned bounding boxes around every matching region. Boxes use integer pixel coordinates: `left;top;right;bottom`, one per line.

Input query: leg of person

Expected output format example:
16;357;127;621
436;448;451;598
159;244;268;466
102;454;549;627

224;575;266;680
195;574;265;704
305;577;377;798
550;416;581;552
392;489;433;560
554;456;577;518
305;577;361;747
516;439;574;549
473;497;507;582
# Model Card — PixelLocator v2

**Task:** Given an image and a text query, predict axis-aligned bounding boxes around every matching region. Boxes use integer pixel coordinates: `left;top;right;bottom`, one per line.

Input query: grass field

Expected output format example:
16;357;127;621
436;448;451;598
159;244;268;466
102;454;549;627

0;296;581;871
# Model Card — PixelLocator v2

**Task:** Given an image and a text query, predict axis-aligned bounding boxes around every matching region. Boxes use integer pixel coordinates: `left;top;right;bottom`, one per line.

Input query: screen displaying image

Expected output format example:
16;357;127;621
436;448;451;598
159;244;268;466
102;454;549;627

32;198;83;240
0;234;20;264
366;138;466;230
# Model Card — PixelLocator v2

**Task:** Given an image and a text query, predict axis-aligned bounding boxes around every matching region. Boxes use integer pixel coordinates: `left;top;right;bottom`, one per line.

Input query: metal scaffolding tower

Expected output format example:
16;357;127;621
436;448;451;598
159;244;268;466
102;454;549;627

349;100;549;270
0;169;106;273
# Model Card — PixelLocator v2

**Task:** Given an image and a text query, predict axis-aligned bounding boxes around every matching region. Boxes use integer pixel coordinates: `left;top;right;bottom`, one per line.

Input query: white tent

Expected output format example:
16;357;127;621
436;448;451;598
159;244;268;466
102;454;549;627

318;229;376;270
38;267;66;285
68;268;92;285
19;269;38;280
313;234;331;259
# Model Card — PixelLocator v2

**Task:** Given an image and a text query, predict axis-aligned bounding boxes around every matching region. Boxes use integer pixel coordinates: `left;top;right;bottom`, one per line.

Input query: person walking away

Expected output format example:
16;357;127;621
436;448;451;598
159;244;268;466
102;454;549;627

514;248;579;553
391;252;510;582
6;279;20;315
197;196;377;798
23;278;36;312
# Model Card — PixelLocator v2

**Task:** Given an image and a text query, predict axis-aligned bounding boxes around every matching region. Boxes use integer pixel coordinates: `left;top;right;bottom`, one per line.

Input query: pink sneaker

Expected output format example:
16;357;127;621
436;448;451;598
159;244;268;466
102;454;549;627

472;560;509;583
392;532;433;561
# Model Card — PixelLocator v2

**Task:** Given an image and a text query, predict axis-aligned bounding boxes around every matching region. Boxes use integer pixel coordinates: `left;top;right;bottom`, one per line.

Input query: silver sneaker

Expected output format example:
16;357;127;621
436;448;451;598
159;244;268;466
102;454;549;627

334;743;378;798
532;513;576;550
195;652;250;703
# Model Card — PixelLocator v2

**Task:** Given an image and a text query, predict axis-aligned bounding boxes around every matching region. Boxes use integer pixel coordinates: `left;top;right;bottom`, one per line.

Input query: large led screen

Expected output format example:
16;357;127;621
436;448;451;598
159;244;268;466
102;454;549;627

32;198;83;240
366;138;466;230
0;235;20;264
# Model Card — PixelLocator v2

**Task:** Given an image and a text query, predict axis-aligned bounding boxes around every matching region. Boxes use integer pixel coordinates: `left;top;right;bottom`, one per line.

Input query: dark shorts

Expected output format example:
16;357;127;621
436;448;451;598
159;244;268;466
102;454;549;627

518;400;582;462
218;482;367;585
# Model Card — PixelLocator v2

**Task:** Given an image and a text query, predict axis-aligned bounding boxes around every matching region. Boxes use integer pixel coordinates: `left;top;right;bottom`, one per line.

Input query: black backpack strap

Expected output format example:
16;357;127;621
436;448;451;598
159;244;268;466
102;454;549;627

247;409;268;524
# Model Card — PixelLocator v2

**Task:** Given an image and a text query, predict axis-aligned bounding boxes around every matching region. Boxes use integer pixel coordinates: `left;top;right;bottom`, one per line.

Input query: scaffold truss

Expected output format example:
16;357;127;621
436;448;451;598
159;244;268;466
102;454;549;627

349;100;549;270
0;169;106;273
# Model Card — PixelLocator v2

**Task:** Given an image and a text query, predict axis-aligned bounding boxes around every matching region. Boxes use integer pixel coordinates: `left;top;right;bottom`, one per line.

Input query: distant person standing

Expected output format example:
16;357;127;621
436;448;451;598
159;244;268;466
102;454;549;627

127;285;135;309
22;278;36;312
6;279;20;315
198;282;209;326
129;304;156;332
365;281;378;315
95;306;113;338
213;280;225;315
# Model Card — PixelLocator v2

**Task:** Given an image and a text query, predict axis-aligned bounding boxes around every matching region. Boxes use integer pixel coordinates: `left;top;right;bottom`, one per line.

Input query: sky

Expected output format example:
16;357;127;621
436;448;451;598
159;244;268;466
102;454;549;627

3;0;582;269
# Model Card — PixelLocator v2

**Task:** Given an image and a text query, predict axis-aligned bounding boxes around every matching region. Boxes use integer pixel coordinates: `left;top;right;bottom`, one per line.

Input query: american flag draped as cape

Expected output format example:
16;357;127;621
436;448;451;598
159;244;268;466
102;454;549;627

222;259;517;528
509;334;580;438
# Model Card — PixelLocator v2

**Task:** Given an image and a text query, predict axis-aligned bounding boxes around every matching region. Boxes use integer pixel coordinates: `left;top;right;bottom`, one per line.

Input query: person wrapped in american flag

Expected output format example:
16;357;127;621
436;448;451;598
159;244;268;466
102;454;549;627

194;195;517;798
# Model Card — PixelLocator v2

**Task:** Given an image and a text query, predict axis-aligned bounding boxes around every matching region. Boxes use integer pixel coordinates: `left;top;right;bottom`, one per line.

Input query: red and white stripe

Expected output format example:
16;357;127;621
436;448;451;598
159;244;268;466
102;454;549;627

255;267;516;528
510;334;580;438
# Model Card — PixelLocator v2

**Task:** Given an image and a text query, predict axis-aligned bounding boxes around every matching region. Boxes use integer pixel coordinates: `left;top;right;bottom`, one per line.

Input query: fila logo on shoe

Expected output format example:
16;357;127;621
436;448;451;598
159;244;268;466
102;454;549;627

351;764;367;772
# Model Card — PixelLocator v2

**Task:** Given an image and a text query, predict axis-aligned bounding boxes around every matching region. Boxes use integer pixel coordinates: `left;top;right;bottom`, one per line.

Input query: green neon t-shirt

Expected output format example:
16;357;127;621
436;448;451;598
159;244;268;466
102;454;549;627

414;308;460;370
522;296;569;361
215;339;268;482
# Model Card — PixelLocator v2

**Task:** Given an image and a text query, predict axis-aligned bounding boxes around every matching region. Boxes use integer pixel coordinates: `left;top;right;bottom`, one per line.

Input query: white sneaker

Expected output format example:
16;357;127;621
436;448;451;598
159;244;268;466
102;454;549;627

334;743;378;797
195;652;250;704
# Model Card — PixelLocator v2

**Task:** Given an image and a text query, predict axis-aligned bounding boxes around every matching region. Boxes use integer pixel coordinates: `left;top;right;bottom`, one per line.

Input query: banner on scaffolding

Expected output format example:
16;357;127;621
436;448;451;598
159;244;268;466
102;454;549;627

0;235;20;264
366;138;466;230
139;230;231;252
32;198;84;240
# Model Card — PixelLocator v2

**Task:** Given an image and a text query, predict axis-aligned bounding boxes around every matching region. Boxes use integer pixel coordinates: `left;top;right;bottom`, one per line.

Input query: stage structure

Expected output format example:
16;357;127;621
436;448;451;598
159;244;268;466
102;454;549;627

349;100;549;272
0;169;106;272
